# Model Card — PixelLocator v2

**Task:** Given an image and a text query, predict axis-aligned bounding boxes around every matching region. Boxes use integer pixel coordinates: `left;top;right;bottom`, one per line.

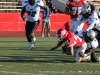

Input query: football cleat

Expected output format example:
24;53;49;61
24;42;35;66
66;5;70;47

28;41;34;50
28;45;34;50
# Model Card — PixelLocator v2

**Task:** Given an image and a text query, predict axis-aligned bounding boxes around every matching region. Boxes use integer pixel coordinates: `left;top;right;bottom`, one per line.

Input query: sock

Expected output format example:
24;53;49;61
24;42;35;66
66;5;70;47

33;37;36;41
98;57;100;61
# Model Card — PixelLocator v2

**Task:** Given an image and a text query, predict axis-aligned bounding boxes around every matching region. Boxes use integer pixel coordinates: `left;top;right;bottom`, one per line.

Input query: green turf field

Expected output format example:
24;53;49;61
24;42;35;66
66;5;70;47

0;37;100;75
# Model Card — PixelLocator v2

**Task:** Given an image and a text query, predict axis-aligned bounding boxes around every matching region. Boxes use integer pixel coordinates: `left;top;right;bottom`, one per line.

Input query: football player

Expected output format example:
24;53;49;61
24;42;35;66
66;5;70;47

77;30;100;62
75;4;100;34
22;0;43;7
22;0;28;7
64;0;87;32
50;28;90;62
21;0;49;50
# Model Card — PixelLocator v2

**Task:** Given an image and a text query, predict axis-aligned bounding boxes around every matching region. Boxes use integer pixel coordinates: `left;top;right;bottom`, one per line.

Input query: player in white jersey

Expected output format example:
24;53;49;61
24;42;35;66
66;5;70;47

22;0;41;7
74;4;100;34
77;30;100;62
21;0;49;50
22;0;28;7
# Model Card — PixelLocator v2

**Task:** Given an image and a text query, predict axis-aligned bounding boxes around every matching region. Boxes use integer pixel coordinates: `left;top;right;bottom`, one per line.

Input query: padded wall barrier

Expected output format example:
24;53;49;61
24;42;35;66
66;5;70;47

0;13;87;31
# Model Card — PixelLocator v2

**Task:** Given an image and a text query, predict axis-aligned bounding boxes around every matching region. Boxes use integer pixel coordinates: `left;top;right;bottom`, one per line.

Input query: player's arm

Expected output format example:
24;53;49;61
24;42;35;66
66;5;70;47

41;5;49;18
64;6;76;15
20;6;26;21
50;41;64;51
74;15;84;32
80;48;93;62
86;19;99;31
64;6;70;14
80;40;98;62
67;46;74;55
64;0;74;15
84;48;93;56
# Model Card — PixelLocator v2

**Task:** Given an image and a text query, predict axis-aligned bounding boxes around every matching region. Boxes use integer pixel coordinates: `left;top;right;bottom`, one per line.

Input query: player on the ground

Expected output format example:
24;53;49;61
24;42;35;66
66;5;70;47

21;0;49;50
64;0;87;32
77;30;100;62
50;28;89;62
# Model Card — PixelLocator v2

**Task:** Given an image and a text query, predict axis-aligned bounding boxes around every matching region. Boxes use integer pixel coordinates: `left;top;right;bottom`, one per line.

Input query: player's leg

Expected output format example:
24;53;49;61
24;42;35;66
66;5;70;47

41;20;46;37
28;21;39;50
75;42;88;62
47;20;50;37
31;21;40;43
25;21;34;50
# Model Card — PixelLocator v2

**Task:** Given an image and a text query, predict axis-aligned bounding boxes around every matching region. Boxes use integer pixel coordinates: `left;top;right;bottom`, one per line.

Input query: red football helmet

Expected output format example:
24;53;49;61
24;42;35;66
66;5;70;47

56;28;68;41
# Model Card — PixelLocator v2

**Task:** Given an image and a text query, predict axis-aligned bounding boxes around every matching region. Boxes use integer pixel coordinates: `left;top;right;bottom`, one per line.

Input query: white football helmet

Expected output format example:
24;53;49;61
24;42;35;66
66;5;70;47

56;28;68;41
81;4;91;14
86;30;96;40
81;4;91;19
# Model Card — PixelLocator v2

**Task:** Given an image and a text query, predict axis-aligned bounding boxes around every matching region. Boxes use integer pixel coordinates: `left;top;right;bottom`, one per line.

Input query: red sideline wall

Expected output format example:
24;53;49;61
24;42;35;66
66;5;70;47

0;13;88;37
0;13;71;31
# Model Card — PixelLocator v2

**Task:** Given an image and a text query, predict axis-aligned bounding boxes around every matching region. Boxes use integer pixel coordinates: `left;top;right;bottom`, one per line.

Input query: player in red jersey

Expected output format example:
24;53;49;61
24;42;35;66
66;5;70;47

64;0;87;32
50;28;89;62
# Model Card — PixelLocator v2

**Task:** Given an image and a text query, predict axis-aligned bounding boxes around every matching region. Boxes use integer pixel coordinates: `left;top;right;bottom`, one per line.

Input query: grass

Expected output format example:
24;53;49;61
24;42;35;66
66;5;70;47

0;37;100;75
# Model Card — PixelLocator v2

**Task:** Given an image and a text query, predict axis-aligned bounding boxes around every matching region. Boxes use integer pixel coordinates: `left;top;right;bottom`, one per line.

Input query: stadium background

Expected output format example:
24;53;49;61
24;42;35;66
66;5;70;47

0;0;100;37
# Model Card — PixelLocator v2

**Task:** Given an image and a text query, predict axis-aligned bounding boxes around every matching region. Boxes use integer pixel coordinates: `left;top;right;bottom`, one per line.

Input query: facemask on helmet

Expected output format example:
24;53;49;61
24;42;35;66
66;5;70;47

28;0;35;4
81;4;91;19
56;28;68;41
84;30;96;42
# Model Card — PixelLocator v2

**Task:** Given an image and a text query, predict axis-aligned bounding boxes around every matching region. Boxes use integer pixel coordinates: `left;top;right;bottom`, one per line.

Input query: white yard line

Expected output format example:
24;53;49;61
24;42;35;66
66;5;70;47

0;71;45;75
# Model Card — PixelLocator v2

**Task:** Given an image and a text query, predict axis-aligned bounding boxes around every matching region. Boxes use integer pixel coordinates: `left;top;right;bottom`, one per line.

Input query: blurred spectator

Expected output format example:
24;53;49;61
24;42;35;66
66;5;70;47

41;6;52;37
47;0;57;13
97;8;100;19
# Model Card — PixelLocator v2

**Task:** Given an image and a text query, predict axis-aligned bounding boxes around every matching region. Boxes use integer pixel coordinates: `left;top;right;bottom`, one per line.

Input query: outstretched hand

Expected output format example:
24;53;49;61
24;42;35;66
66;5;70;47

50;47;57;51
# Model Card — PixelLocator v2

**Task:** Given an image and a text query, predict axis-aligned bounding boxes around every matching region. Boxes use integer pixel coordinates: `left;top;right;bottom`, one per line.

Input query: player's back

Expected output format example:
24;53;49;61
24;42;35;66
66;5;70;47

85;12;100;29
65;31;84;47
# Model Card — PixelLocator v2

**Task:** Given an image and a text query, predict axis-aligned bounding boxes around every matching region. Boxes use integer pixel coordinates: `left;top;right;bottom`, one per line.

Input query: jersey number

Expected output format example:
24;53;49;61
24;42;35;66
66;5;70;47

27;11;36;17
74;34;82;42
72;7;82;14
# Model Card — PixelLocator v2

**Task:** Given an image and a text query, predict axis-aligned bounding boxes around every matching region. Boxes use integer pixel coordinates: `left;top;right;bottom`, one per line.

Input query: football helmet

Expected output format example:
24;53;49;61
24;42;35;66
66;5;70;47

56;28;68;41
84;30;96;42
81;4;91;19
28;0;35;4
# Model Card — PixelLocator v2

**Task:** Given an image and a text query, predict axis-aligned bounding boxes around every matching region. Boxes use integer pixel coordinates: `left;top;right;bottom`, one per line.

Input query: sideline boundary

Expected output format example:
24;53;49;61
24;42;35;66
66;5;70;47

0;31;56;38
